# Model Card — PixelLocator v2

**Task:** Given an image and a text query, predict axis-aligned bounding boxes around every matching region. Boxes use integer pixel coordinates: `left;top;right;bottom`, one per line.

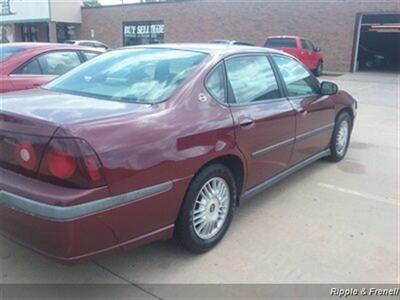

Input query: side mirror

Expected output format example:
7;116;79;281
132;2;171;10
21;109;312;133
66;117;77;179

315;47;321;52
320;81;338;95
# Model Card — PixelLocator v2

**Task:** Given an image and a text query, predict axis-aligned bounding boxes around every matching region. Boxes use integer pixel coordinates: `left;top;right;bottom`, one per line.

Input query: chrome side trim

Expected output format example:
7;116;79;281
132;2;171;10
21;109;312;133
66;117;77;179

251;123;334;158
0;181;173;220
240;149;331;203
296;123;334;142
252;137;295;157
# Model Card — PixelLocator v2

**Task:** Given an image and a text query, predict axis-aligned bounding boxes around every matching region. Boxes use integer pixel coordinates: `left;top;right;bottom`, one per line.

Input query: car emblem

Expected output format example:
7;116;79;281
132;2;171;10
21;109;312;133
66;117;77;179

198;93;208;103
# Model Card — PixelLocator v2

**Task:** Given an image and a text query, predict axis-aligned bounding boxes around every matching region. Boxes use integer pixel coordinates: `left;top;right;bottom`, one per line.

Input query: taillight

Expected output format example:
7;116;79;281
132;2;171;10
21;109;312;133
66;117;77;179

0;131;48;176
46;143;77;179
15;140;36;171
39;137;106;189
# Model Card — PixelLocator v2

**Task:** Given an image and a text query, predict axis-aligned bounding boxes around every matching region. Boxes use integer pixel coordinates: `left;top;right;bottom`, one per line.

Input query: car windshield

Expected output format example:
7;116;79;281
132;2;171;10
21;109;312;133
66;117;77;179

46;48;208;103
0;45;25;60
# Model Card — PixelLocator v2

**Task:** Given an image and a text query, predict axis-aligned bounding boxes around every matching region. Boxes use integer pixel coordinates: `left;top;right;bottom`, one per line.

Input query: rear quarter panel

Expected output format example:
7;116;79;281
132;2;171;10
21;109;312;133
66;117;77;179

59;60;244;241
0;76;14;93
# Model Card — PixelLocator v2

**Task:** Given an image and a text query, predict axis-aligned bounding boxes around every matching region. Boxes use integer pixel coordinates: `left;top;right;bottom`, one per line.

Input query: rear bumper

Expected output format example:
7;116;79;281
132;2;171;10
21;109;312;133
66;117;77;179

0;205;174;264
0;182;172;220
0;170;191;264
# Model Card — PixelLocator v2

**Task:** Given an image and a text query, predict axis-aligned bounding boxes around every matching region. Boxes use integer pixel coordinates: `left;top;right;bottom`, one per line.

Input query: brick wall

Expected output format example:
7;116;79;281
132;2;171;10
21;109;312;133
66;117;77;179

80;0;399;72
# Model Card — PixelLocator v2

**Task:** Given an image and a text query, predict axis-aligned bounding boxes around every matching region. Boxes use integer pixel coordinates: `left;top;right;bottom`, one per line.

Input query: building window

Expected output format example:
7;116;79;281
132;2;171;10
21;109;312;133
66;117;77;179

21;24;38;42
56;23;76;43
123;21;164;46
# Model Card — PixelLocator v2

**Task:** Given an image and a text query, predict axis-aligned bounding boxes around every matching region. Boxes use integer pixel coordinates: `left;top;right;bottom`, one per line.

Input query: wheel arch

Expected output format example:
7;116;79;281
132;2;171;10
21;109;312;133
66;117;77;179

180;153;246;212
197;154;245;199
336;107;354;129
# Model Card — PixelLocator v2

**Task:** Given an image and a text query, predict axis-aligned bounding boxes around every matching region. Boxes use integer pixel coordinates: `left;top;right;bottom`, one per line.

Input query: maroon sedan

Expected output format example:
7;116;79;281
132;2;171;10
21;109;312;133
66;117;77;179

0;43;102;93
0;44;357;263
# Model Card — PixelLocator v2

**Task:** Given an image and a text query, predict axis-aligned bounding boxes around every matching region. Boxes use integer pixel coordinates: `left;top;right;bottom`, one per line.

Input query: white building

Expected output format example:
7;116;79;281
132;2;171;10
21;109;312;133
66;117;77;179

0;0;82;43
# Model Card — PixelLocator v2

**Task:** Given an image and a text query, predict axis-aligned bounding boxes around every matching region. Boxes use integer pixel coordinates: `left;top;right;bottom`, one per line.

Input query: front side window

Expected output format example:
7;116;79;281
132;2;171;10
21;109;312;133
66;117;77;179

79;42;95;47
205;64;225;103
38;51;81;75
265;38;297;48
95;43;108;49
306;40;315;51
225;56;281;104
46;48;208;104
272;55;320;97
301;39;315;51
301;39;311;50
13;59;41;75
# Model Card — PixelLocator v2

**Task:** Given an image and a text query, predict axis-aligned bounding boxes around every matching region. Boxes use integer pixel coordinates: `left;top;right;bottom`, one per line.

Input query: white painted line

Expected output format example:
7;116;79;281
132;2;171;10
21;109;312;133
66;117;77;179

318;183;399;206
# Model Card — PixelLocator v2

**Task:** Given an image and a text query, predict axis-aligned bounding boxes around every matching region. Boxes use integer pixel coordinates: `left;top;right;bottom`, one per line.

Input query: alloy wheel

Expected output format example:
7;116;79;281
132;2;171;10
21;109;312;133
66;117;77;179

336;119;349;156
192;177;230;240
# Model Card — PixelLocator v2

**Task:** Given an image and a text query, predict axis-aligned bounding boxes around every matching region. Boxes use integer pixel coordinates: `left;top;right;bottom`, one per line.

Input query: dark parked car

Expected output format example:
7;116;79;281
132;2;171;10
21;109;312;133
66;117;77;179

64;40;110;52
0;43;103;93
209;39;255;46
0;44;357;263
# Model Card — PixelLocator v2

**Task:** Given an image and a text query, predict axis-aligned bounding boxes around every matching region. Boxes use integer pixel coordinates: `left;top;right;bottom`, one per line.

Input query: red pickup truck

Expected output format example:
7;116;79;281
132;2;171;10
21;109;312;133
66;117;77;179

265;36;324;76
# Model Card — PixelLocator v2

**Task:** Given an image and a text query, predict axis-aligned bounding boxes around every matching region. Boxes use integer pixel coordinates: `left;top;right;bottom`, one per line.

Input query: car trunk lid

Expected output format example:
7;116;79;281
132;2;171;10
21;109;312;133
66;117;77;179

1;87;150;185
1;87;149;125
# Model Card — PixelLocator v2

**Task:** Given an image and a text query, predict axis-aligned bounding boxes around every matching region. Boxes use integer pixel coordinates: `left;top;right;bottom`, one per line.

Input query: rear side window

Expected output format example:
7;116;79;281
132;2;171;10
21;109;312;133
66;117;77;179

0;45;25;60
225;55;281;104
83;51;100;61
265;38;297;48
38;51;81;75
272;55;320;97
205;64;225;103
13;59;42;75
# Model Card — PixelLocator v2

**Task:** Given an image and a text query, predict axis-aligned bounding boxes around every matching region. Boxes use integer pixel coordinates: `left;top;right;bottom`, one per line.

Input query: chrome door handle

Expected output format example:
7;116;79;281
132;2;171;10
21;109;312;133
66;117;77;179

296;108;308;116
239;118;255;128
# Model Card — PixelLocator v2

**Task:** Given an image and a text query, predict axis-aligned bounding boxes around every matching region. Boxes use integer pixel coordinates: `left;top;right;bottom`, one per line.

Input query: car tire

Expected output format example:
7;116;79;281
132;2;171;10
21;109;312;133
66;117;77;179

314;61;323;77
328;112;352;162
175;164;237;253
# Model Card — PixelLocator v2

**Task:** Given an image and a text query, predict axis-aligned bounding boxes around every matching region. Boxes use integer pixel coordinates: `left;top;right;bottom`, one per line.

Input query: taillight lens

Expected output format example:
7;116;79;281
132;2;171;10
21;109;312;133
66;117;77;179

0;131;48;176
39;137;106;189
46;146;77;179
15;140;37;171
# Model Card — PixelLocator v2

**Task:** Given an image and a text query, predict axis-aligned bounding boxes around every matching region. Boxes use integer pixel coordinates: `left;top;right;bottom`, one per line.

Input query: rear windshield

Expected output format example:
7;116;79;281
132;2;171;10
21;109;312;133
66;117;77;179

46;48;208;103
265;38;297;48
0;45;25;60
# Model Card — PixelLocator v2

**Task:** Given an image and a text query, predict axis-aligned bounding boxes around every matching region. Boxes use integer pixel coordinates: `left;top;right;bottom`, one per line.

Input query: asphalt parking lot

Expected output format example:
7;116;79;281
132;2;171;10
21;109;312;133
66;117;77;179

0;72;398;291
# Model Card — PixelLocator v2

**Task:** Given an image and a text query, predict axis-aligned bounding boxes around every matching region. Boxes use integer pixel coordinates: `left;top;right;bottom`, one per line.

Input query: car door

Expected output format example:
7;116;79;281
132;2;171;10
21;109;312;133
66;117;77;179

36;51;82;77
300;39;314;69
9;58;55;91
9;51;82;91
224;54;296;189
271;54;335;165
305;40;319;69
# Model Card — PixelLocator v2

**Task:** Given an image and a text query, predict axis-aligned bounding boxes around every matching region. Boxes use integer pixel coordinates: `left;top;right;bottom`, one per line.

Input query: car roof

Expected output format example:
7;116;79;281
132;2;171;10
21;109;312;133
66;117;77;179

71;40;104;43
1;42;103;51
123;43;283;55
267;35;303;39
